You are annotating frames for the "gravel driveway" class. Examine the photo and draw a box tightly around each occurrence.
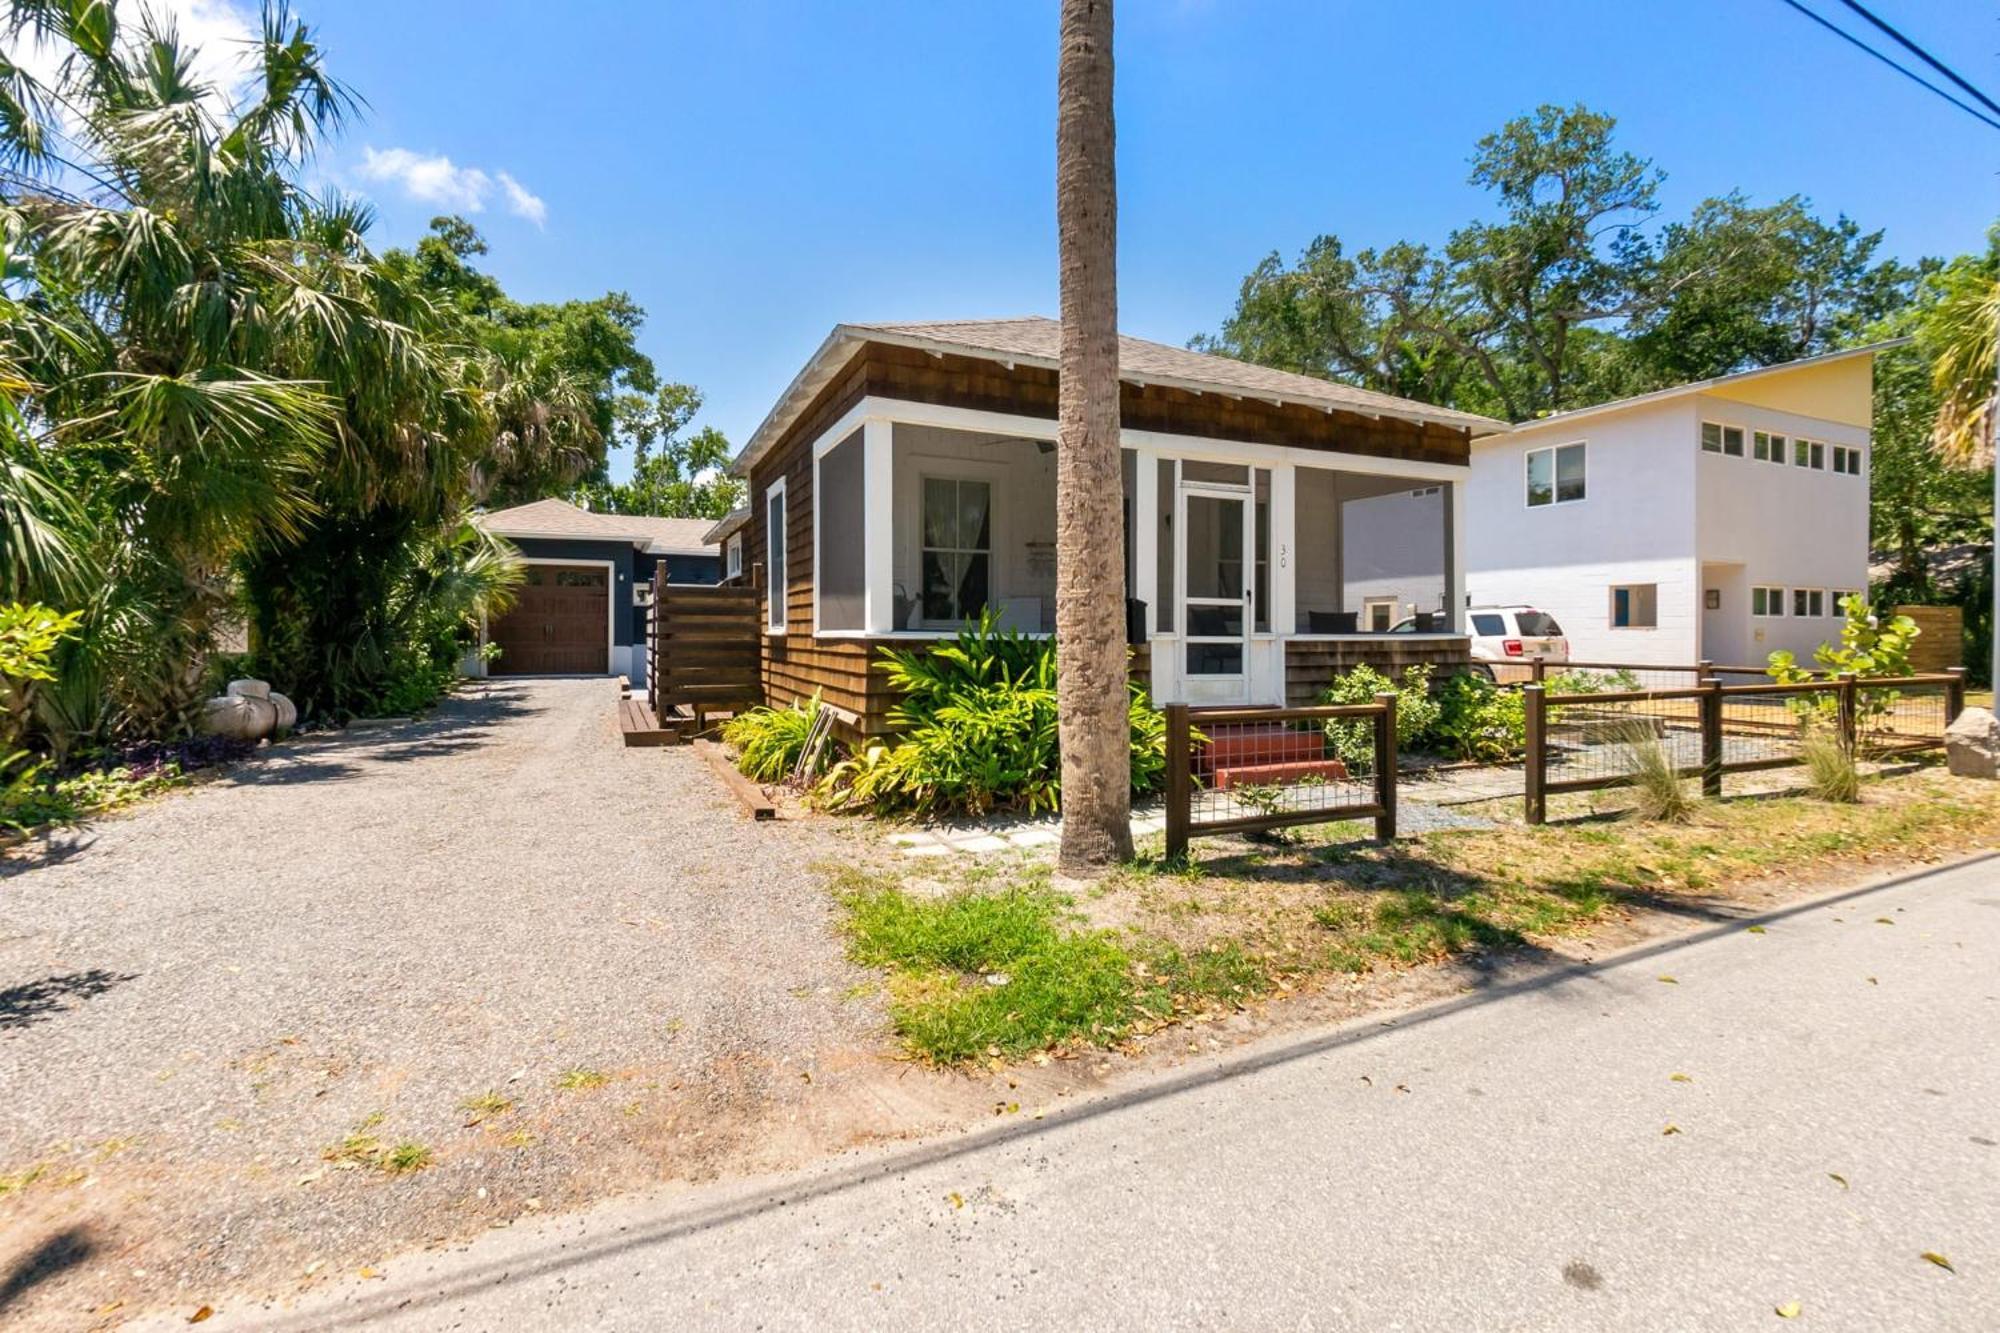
[0,679,891,1327]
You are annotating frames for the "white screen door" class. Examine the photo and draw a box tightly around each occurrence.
[1179,487,1251,697]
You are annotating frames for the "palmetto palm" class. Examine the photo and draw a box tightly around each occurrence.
[1923,259,2000,686]
[0,2,505,727]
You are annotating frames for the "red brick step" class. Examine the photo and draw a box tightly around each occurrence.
[1213,759,1351,791]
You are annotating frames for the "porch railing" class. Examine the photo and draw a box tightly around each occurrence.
[1163,696,1397,859]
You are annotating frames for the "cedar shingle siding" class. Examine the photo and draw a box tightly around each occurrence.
[744,341,1474,736]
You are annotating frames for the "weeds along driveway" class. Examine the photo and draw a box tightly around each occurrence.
[0,679,893,1327]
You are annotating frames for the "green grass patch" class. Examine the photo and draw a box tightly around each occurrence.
[838,874,1148,1063]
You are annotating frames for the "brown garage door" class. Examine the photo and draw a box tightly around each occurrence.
[490,564,610,675]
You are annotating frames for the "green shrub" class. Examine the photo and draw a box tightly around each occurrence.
[817,613,1171,817]
[0,604,82,754]
[723,694,823,783]
[1430,671,1526,761]
[1320,662,1438,771]
[1769,595,1921,732]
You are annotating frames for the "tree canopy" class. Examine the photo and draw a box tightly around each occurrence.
[1196,104,1921,422]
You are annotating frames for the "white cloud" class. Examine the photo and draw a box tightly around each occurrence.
[359,146,492,212]
[357,147,548,227]
[496,172,547,227]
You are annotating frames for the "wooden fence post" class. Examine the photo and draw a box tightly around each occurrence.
[1697,659,1714,683]
[1374,691,1398,842]
[1530,656,1546,685]
[1163,703,1192,862]
[1946,666,1967,725]
[1523,684,1546,825]
[1837,672,1858,753]
[649,564,667,716]
[1700,677,1723,798]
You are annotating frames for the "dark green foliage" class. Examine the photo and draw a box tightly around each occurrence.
[1320,662,1439,771]
[1199,104,1921,422]
[817,613,1171,817]
[1427,673,1527,762]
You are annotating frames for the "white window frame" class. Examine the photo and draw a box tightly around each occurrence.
[1525,441,1587,508]
[1700,421,1723,454]
[1751,585,1786,618]
[916,472,998,628]
[1830,444,1864,476]
[1829,589,1857,615]
[1609,582,1658,630]
[1791,587,1826,618]
[765,476,788,634]
[725,532,743,580]
[1752,430,1787,465]
[1794,438,1826,470]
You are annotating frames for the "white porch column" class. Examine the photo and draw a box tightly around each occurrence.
[1131,444,1157,634]
[1270,463,1296,638]
[1448,476,1467,633]
[862,417,895,632]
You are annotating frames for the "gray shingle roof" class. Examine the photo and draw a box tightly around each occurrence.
[856,318,1505,432]
[477,498,718,555]
[734,317,1506,475]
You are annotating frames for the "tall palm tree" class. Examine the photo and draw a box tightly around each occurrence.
[1054,0,1132,871]
[1925,265,1999,687]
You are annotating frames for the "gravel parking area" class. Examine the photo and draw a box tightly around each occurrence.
[0,679,895,1327]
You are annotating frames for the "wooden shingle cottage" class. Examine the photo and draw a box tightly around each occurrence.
[730,319,1507,738]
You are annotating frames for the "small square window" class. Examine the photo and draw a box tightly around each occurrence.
[1701,422,1723,453]
[1722,426,1744,457]
[1751,585,1786,617]
[1791,588,1825,618]
[1753,431,1786,464]
[1610,583,1658,629]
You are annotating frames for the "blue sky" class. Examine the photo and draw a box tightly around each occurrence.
[288,0,1996,476]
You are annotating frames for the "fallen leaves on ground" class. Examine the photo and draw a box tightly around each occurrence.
[1921,1251,1955,1274]
[1775,1301,1801,1318]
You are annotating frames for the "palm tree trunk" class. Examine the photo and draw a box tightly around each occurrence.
[1055,0,1132,872]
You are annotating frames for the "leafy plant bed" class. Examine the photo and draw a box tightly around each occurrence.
[1,737,256,837]
[831,768,2000,1065]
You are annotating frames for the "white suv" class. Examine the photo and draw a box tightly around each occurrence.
[1465,605,1569,667]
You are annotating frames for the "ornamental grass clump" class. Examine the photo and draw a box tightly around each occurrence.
[1801,720,1861,804]
[1616,720,1699,823]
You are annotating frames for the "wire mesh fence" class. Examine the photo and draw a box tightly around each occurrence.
[1164,700,1395,857]
[1522,671,1967,823]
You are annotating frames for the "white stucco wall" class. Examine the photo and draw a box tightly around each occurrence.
[1690,392,1870,666]
[1465,398,1703,664]
[1467,385,1871,668]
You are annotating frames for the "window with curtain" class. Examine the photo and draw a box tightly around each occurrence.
[920,476,992,624]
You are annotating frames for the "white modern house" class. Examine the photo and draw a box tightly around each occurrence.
[1465,345,1892,667]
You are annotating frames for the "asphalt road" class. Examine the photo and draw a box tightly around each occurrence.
[180,855,2000,1332]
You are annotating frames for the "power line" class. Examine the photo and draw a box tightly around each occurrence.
[1837,0,2000,119]
[1776,0,2000,133]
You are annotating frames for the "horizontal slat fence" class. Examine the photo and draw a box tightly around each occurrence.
[647,567,764,731]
